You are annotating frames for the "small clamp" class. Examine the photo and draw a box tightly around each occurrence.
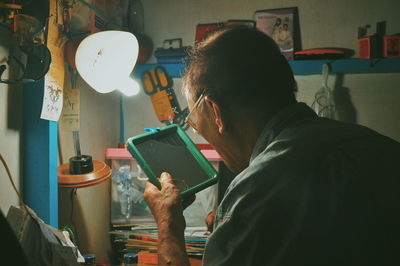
[144,128,160,133]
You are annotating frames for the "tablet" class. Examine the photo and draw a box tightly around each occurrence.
[126,124,219,197]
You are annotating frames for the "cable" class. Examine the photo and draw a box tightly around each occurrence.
[65,187,79,247]
[70,187,77,224]
[0,153,29,213]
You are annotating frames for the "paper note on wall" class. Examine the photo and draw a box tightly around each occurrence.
[40,0,66,121]
[60,87,80,131]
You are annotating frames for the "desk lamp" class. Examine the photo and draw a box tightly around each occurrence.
[75,30,140,97]
[62,30,140,179]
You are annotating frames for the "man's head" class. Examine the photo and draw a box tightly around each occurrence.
[183,26,296,127]
[182,26,296,171]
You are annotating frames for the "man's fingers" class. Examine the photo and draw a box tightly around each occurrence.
[144,180,160,195]
[205,211,216,232]
[159,172,173,185]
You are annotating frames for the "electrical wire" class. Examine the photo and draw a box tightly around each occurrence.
[1,153,80,247]
[0,153,29,214]
[64,187,79,247]
[70,187,77,224]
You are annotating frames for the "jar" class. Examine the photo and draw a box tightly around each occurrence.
[81,254,96,265]
[123,253,138,266]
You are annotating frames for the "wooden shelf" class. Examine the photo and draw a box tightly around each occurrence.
[133,58,400,78]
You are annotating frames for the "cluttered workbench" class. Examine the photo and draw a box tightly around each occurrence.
[106,146,223,265]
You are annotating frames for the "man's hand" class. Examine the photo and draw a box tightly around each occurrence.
[144,172,186,231]
[143,172,193,266]
[205,210,217,232]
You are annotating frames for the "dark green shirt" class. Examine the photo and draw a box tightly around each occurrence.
[203,102,400,266]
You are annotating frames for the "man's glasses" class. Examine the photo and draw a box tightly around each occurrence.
[184,91,206,132]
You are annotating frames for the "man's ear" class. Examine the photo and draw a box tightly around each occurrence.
[205,97,225,134]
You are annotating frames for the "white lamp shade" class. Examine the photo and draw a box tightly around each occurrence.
[75,31,139,94]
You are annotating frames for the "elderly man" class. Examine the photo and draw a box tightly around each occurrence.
[143,26,400,266]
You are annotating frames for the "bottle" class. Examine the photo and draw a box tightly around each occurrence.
[116,165,133,221]
[123,253,138,266]
[81,254,96,265]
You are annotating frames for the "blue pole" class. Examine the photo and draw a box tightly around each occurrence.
[119,94,125,144]
[23,79,58,228]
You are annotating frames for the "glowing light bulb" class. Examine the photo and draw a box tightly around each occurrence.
[75,31,139,94]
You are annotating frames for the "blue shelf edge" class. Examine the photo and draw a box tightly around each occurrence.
[289,58,400,75]
[133,58,400,78]
[133,63,185,78]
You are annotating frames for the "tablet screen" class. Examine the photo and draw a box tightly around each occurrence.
[135,132,213,192]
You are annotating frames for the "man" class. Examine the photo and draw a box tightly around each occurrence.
[143,26,400,265]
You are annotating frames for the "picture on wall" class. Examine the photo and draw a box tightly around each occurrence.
[254,7,300,60]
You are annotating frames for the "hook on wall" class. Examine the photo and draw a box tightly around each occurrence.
[0,64,6,81]
[322,63,330,88]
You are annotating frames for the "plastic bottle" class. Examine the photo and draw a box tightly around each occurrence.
[123,253,138,266]
[81,254,96,265]
[116,165,133,221]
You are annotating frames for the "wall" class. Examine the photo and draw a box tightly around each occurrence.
[124,77,206,142]
[125,0,400,143]
[0,27,23,215]
[0,22,120,260]
[58,69,120,259]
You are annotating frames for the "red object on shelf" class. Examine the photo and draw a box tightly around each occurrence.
[195,21,255,44]
[105,148,133,159]
[294,48,348,60]
[195,144,221,161]
[138,251,158,265]
[358,34,384,59]
[137,251,202,265]
[295,49,345,55]
[95,258,109,266]
[358,36,373,58]
[195,23,222,43]
[384,35,400,58]
[106,145,222,162]
[195,143,214,150]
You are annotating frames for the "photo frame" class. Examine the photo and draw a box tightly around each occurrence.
[254,7,301,60]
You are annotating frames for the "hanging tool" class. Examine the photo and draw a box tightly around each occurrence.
[141,66,188,126]
[311,63,336,119]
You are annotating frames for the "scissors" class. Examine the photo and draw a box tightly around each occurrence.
[141,66,172,95]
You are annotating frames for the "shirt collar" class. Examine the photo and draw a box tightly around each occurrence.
[250,102,317,163]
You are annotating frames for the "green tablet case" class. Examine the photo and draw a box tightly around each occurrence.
[126,124,219,197]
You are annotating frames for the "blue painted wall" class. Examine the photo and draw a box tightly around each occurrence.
[23,79,58,227]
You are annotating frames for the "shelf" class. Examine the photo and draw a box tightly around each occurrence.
[289,58,400,75]
[133,58,400,78]
[133,63,185,78]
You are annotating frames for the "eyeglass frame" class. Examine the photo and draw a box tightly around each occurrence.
[184,90,206,131]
